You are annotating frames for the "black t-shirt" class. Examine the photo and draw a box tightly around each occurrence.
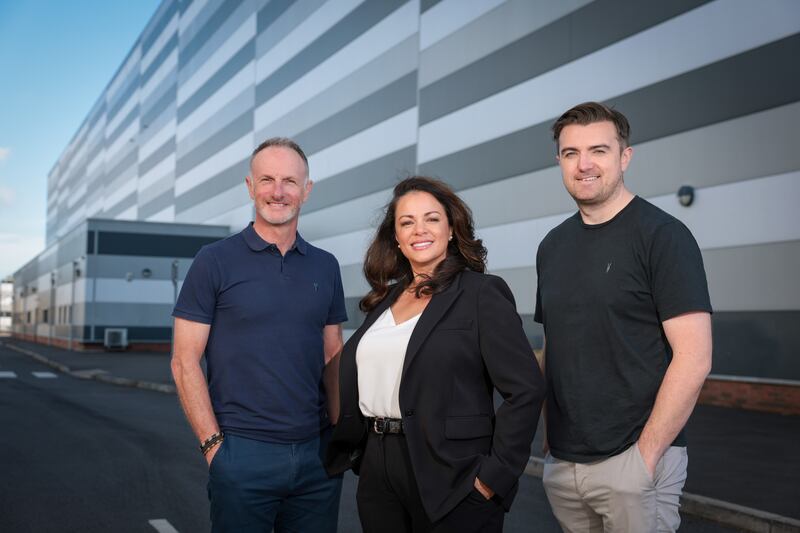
[534,196,712,463]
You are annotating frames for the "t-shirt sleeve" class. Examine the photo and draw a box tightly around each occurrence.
[650,221,713,321]
[172,246,220,325]
[326,256,349,325]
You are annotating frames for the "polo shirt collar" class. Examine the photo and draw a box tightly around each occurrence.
[242,222,308,255]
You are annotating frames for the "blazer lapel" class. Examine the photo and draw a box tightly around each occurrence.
[402,273,463,381]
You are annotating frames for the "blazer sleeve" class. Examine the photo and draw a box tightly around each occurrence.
[476,275,546,499]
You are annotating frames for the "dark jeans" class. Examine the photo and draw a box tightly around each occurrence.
[208,432,342,533]
[357,432,504,533]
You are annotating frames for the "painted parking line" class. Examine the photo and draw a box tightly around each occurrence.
[32,372,58,378]
[148,519,179,533]
[0,371,17,378]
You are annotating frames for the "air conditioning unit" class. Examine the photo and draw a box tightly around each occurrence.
[104,328,128,350]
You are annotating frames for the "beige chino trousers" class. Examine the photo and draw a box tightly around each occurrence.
[543,444,688,532]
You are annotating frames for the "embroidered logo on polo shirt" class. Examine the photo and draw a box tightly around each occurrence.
[605,261,613,274]
[313,282,319,291]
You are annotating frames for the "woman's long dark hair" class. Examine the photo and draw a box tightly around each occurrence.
[360,176,487,312]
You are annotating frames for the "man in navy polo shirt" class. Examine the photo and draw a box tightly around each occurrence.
[171,137,348,532]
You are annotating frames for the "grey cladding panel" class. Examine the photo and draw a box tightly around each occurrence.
[141,34,179,86]
[106,105,140,147]
[419,0,709,123]
[421,0,443,12]
[138,188,175,220]
[142,83,177,127]
[176,110,253,176]
[174,158,249,213]
[296,71,418,155]
[141,1,178,55]
[257,0,293,33]
[305,146,417,213]
[97,231,222,258]
[420,35,800,191]
[139,136,176,176]
[180,0,241,68]
[177,39,255,122]
[256,0,405,106]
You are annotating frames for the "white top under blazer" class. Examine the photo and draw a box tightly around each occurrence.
[356,307,421,419]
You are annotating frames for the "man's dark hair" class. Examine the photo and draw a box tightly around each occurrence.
[551,102,631,151]
[250,137,309,176]
[360,176,487,312]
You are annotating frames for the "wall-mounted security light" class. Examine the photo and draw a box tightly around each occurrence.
[141,268,152,279]
[125,272,134,282]
[677,185,695,207]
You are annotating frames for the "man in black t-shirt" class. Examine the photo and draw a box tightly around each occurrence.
[535,102,712,532]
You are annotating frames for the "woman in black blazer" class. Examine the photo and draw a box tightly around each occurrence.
[326,176,545,532]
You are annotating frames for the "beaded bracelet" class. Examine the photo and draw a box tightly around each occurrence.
[200,432,224,455]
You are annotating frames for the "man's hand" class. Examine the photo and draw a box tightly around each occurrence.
[636,440,659,479]
[205,440,222,466]
[474,477,495,500]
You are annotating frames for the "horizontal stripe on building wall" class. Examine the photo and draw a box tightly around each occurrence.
[710,311,800,380]
[138,188,175,220]
[179,0,243,69]
[296,71,417,156]
[106,105,140,148]
[419,0,504,50]
[176,182,247,223]
[96,232,222,259]
[146,205,175,222]
[303,146,414,214]
[459,101,800,231]
[256,0,326,60]
[255,0,362,87]
[176,85,252,160]
[139,136,175,177]
[105,148,139,185]
[254,0,418,132]
[141,34,179,87]
[107,73,140,125]
[141,1,179,56]
[340,262,369,298]
[141,50,178,104]
[138,166,174,204]
[106,120,139,162]
[83,325,173,342]
[175,158,249,214]
[176,66,253,143]
[257,0,294,34]
[421,0,442,13]
[419,0,591,88]
[176,109,252,177]
[420,36,800,194]
[312,170,800,269]
[174,133,251,197]
[300,186,390,241]
[204,201,250,229]
[418,2,800,163]
[103,192,138,220]
[178,40,254,122]
[256,0,404,107]
[140,115,176,161]
[309,108,417,182]
[256,34,417,143]
[420,0,708,123]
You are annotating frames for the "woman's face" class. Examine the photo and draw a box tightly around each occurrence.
[394,191,452,276]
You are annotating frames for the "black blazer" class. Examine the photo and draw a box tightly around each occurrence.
[326,270,545,522]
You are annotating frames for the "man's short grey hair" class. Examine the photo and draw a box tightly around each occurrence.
[250,137,309,177]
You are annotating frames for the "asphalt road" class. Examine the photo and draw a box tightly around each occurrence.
[0,343,743,532]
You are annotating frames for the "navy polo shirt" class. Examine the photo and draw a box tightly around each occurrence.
[173,223,348,443]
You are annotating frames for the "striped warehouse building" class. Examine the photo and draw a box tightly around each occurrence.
[12,0,800,409]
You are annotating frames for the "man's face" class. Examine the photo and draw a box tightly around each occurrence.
[557,121,632,208]
[246,146,311,226]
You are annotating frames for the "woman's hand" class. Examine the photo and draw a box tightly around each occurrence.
[474,477,495,500]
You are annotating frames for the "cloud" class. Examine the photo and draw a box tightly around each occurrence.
[0,186,13,206]
[0,147,9,161]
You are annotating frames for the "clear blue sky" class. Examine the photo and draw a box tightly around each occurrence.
[0,0,161,278]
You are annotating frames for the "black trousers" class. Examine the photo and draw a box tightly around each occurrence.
[356,432,504,533]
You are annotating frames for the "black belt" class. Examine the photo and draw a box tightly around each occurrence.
[369,417,404,434]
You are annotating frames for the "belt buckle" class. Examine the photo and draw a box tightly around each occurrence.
[373,418,385,434]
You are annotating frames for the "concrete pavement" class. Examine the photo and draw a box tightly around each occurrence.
[3,337,799,532]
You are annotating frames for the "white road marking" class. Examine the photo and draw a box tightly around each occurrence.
[0,371,17,378]
[32,372,58,378]
[148,519,179,533]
